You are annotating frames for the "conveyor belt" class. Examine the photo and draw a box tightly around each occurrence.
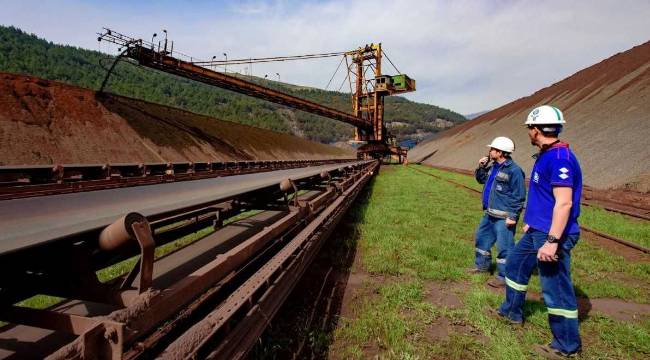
[0,210,286,360]
[0,161,366,255]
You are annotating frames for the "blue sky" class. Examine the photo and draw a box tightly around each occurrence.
[2,0,649,114]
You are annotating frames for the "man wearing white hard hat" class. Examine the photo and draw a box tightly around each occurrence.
[496,105,582,358]
[469,136,526,288]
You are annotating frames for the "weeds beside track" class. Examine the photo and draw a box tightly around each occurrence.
[328,165,650,359]
[409,165,650,255]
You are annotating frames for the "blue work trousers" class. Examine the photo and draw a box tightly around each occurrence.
[498,229,581,354]
[474,213,515,279]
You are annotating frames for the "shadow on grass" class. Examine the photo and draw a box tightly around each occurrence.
[523,285,592,322]
[575,286,593,321]
[249,174,378,359]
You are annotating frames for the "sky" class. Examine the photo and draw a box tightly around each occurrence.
[1,0,649,114]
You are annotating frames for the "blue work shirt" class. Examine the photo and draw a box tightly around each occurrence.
[524,142,582,235]
[476,159,526,220]
[481,162,502,209]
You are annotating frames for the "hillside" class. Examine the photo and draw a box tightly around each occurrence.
[464,110,490,120]
[0,72,352,165]
[0,26,466,144]
[409,40,650,191]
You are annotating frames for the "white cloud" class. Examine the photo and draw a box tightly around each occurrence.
[1,0,649,114]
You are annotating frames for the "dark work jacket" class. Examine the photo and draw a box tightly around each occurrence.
[475,158,526,221]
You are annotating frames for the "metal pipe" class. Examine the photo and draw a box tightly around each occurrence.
[98,212,149,251]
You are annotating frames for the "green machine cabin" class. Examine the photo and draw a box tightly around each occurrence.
[390,74,416,94]
[373,74,416,95]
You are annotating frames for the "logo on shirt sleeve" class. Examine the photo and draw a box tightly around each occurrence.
[533,171,540,183]
[558,167,570,180]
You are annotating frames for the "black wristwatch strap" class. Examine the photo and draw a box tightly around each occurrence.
[546,235,559,244]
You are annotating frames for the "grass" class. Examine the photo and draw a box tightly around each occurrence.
[7,165,649,358]
[580,206,650,248]
[413,165,482,192]
[412,165,650,249]
[330,165,650,359]
[335,281,428,358]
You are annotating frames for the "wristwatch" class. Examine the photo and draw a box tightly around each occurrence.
[546,235,559,244]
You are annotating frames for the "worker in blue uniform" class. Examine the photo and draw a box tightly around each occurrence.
[496,105,583,358]
[469,136,526,287]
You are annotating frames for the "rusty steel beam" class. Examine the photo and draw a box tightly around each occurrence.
[211,167,374,359]
[0,306,104,336]
[126,45,371,130]
[0,162,368,318]
[0,306,124,360]
[45,320,124,360]
[158,161,378,359]
[0,160,378,359]
[0,161,367,257]
[110,209,304,344]
[0,159,356,200]
[1,208,301,359]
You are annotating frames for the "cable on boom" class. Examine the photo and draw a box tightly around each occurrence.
[192,51,346,66]
[381,49,401,74]
[325,55,346,90]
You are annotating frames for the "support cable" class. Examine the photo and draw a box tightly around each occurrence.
[337,71,350,92]
[193,51,346,66]
[381,50,401,74]
[325,55,345,90]
[345,57,353,94]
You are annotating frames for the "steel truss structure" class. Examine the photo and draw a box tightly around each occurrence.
[0,160,379,359]
[96,28,415,161]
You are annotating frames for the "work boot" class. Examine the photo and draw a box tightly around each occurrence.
[466,267,489,274]
[487,277,506,288]
[533,344,580,359]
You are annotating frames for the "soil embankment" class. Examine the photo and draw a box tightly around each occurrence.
[409,41,650,191]
[0,72,353,165]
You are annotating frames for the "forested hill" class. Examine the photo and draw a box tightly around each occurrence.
[0,26,466,143]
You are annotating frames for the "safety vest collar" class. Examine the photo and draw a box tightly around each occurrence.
[533,141,570,159]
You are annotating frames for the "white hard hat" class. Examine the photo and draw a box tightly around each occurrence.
[525,105,566,126]
[487,136,515,153]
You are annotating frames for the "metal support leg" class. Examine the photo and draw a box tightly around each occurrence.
[133,221,154,293]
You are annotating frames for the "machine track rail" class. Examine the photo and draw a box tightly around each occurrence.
[408,165,650,256]
[423,164,650,222]
[0,159,379,359]
[0,158,355,200]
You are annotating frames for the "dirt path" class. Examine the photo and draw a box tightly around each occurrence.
[483,286,650,323]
